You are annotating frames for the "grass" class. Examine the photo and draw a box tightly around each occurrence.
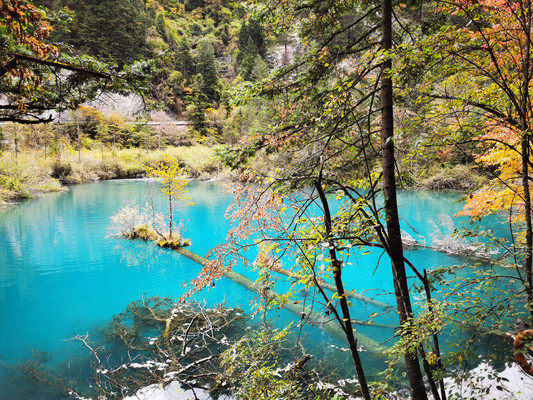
[0,144,227,202]
[0,153,64,202]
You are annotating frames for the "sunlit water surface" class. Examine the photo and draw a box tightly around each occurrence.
[0,180,510,399]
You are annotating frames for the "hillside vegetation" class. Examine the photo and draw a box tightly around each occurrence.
[0,0,486,203]
[0,0,274,201]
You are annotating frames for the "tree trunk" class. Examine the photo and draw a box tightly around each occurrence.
[315,181,371,400]
[76,112,81,163]
[169,193,173,237]
[518,0,533,323]
[381,0,428,399]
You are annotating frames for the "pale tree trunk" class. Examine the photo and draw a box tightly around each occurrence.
[169,193,173,238]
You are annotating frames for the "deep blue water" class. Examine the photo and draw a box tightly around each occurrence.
[0,180,510,399]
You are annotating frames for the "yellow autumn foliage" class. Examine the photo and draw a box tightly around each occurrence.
[457,124,528,221]
[145,154,189,201]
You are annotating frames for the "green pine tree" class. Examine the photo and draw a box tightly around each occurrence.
[176,37,195,79]
[196,39,220,103]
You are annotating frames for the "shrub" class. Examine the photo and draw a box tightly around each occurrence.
[51,162,72,182]
[419,165,487,191]
[0,154,63,201]
[132,225,160,241]
[108,201,166,239]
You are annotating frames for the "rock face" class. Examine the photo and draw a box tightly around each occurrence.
[86,93,146,116]
[53,93,191,128]
[50,93,145,122]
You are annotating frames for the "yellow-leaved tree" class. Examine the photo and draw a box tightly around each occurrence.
[146,154,190,239]
[457,124,524,221]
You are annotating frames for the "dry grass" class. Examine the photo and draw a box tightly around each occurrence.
[0,144,225,202]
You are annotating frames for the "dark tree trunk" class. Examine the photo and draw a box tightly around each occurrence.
[380,0,428,399]
[521,0,533,323]
[315,181,371,400]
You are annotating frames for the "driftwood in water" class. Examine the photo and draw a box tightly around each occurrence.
[173,247,390,364]
[270,266,393,310]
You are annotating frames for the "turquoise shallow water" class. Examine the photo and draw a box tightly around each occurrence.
[0,180,509,399]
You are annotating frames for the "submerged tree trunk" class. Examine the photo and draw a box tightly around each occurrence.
[380,0,428,399]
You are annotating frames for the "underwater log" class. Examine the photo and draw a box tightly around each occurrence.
[270,266,393,310]
[173,246,391,364]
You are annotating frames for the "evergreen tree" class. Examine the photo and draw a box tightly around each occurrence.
[251,55,268,81]
[246,17,266,59]
[238,18,266,59]
[155,11,168,41]
[70,0,149,67]
[185,0,205,12]
[175,37,195,79]
[238,17,267,80]
[196,39,220,103]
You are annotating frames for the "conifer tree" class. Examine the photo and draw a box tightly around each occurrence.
[196,39,220,103]
[176,37,195,79]
[70,0,149,66]
[238,17,267,80]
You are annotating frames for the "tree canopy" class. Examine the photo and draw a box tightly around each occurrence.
[0,0,152,124]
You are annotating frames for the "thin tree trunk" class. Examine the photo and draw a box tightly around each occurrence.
[381,0,428,399]
[521,141,533,319]
[315,180,371,400]
[169,194,173,238]
[424,269,446,400]
[77,112,81,163]
[521,0,533,323]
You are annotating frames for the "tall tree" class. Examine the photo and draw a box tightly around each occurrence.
[68,0,149,67]
[195,1,435,398]
[176,37,195,79]
[0,0,124,123]
[196,39,220,103]
[238,17,267,80]
[381,1,428,398]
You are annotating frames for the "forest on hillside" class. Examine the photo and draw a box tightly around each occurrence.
[2,1,533,399]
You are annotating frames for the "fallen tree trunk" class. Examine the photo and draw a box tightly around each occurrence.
[173,247,391,364]
[270,266,393,310]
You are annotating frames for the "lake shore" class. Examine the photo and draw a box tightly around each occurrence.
[0,145,234,204]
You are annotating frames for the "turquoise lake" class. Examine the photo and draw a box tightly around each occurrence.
[0,180,510,399]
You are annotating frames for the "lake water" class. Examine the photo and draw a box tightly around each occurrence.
[0,180,510,399]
